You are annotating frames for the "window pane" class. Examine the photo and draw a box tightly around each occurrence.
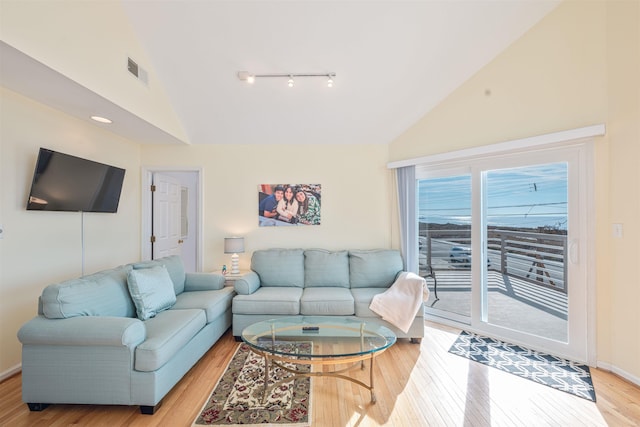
[418,174,472,319]
[484,163,568,342]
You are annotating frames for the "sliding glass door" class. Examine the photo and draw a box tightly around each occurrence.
[417,144,590,362]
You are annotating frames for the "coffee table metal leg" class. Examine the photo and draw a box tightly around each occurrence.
[263,353,270,403]
[370,355,376,403]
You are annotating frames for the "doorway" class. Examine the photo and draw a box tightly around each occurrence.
[141,168,203,273]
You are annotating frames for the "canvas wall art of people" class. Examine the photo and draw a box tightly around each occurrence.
[258,184,321,227]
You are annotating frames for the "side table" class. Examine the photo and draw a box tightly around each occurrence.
[214,270,248,286]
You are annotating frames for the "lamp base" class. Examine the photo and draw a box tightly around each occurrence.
[230,253,240,275]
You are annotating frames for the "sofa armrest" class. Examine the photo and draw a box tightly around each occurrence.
[184,272,225,291]
[17,315,145,347]
[234,271,261,295]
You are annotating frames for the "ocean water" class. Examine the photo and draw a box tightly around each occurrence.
[419,214,567,231]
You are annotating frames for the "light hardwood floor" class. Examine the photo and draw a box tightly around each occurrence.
[1,321,639,426]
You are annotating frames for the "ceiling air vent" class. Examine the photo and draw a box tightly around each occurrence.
[127,57,138,77]
[127,57,148,86]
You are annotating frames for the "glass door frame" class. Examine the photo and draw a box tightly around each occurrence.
[417,142,595,364]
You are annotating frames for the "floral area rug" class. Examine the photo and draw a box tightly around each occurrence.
[449,330,596,401]
[193,341,312,426]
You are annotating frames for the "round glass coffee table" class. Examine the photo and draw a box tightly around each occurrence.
[241,316,396,403]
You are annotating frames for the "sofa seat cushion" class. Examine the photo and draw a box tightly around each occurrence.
[351,288,425,318]
[41,265,135,319]
[135,308,206,372]
[232,287,302,315]
[300,287,354,316]
[251,249,304,288]
[172,287,235,323]
[304,250,350,288]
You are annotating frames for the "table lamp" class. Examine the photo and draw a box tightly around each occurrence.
[224,237,244,275]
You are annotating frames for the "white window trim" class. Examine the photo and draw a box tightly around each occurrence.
[387,124,605,170]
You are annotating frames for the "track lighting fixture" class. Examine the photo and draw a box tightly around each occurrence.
[238,71,336,88]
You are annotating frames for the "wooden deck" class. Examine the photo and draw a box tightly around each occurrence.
[424,269,568,341]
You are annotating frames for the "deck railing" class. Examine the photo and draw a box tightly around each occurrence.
[419,228,567,293]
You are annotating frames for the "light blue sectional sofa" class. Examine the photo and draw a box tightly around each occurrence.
[17,255,234,414]
[232,248,425,341]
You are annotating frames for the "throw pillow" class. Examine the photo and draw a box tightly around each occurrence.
[127,265,177,320]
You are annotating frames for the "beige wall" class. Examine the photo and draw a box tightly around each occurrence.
[0,88,142,374]
[140,144,395,272]
[605,0,640,379]
[390,0,640,381]
[0,90,395,375]
[0,0,188,144]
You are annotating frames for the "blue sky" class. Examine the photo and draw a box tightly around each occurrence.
[418,163,568,229]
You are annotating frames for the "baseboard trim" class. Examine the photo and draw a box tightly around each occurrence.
[0,364,21,382]
[597,360,640,388]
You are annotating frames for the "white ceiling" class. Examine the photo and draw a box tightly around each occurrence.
[120,1,559,145]
[1,1,560,146]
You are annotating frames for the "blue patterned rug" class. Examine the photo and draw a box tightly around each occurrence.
[449,331,596,401]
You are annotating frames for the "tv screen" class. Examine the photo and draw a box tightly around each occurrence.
[26,148,126,213]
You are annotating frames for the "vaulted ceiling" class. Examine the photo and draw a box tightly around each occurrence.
[1,1,561,146]
[120,1,559,145]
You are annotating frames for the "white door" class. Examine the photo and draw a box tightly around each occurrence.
[152,173,183,259]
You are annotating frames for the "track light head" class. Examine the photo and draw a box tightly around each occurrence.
[237,71,252,82]
[327,75,334,88]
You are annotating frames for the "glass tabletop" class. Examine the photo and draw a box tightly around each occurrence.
[241,316,397,359]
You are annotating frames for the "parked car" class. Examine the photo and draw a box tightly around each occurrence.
[449,246,491,268]
[449,246,471,265]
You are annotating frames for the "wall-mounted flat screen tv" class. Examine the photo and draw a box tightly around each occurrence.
[26,148,126,212]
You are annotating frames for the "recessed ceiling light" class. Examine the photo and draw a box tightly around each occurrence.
[91,116,112,124]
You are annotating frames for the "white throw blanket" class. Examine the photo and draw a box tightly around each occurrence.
[369,272,429,333]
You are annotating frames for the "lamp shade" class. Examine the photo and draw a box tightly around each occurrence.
[224,237,245,254]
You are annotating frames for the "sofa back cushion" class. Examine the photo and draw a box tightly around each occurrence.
[251,249,304,287]
[304,249,350,288]
[349,249,404,288]
[41,265,136,319]
[132,255,186,295]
